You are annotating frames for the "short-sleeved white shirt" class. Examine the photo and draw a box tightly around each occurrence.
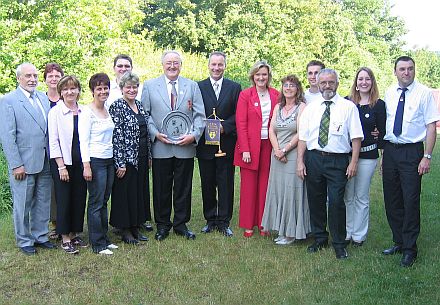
[299,93,364,153]
[384,80,440,144]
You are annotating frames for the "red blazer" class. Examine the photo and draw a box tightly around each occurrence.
[234,86,279,170]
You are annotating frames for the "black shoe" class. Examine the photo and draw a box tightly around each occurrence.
[131,227,149,242]
[218,227,234,237]
[35,241,56,249]
[351,240,364,247]
[155,230,169,241]
[140,223,154,232]
[20,246,36,255]
[201,224,215,233]
[307,241,328,253]
[174,229,196,240]
[137,234,149,242]
[121,235,139,245]
[382,245,402,255]
[335,247,349,259]
[400,253,417,267]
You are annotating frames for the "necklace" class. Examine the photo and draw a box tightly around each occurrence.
[258,90,268,97]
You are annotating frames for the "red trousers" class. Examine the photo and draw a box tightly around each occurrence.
[238,140,272,230]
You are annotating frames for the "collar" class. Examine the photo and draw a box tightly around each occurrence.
[60,101,82,115]
[320,93,340,105]
[396,80,416,93]
[210,77,223,87]
[18,86,33,99]
[165,76,179,85]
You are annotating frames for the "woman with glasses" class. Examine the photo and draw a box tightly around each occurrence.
[109,72,152,245]
[261,75,310,245]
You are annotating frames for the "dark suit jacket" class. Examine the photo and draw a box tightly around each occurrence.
[233,86,279,171]
[196,78,241,159]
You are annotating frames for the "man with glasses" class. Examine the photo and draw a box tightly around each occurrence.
[297,68,363,259]
[141,50,205,241]
[0,62,54,255]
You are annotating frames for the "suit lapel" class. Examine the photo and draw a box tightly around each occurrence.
[250,87,262,119]
[176,77,188,109]
[17,90,46,132]
[158,76,172,110]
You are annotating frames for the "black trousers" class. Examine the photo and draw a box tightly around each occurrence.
[152,157,194,231]
[50,159,87,235]
[305,150,349,249]
[382,141,423,255]
[198,157,235,229]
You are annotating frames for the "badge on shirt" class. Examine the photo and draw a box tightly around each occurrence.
[254,102,259,107]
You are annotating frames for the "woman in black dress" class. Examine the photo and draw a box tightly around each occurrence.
[109,72,152,244]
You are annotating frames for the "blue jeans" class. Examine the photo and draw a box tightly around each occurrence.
[87,158,114,253]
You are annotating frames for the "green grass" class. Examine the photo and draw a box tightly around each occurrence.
[0,146,440,305]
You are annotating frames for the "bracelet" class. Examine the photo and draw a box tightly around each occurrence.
[58,166,66,171]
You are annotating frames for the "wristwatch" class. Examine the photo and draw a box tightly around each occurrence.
[423,154,432,159]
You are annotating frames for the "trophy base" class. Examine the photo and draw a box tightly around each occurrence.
[215,152,226,157]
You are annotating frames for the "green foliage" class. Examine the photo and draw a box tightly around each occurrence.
[0,148,12,214]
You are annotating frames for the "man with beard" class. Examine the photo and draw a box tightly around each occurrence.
[297,69,363,259]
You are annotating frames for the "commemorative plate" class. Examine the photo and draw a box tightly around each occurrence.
[161,111,192,142]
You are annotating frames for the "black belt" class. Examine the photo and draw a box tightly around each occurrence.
[310,149,348,156]
[386,141,422,149]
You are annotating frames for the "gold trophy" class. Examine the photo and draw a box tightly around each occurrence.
[205,108,226,157]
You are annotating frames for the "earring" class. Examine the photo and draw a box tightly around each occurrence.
[355,86,359,91]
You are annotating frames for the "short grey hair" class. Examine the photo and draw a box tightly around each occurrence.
[208,51,227,66]
[316,68,339,84]
[161,50,183,64]
[119,72,140,89]
[16,62,37,78]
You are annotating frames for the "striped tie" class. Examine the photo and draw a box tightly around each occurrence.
[318,101,332,148]
[170,81,177,110]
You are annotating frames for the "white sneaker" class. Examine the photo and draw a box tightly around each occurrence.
[275,238,295,245]
[107,243,119,250]
[273,236,285,242]
[99,249,113,255]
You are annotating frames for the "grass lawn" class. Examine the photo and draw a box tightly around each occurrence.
[0,148,439,305]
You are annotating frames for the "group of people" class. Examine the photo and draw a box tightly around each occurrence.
[0,51,438,267]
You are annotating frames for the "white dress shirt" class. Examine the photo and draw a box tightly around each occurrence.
[384,80,440,144]
[299,93,364,153]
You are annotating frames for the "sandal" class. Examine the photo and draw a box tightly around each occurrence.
[71,236,88,248]
[61,242,79,254]
[49,229,60,240]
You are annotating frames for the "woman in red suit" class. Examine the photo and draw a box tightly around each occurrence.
[234,60,279,237]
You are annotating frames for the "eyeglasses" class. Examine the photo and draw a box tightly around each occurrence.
[319,81,336,87]
[283,83,297,88]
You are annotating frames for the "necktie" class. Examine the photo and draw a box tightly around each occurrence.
[213,82,220,99]
[170,81,177,110]
[318,101,332,148]
[30,92,46,123]
[393,88,408,137]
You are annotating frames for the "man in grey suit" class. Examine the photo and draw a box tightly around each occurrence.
[141,51,206,241]
[0,63,55,255]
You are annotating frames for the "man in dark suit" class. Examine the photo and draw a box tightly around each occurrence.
[141,51,206,241]
[0,62,55,255]
[197,51,241,237]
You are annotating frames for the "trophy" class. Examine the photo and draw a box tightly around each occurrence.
[205,108,226,157]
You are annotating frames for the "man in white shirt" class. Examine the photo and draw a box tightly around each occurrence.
[381,56,440,267]
[297,68,363,259]
[304,60,325,104]
[105,54,142,109]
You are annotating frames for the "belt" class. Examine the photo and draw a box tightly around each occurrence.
[386,141,422,149]
[310,150,348,156]
[360,144,377,152]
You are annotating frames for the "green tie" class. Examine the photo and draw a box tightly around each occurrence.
[318,101,332,148]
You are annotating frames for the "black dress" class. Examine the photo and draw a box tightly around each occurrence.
[109,110,150,229]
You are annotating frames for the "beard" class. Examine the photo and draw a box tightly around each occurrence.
[321,89,336,100]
